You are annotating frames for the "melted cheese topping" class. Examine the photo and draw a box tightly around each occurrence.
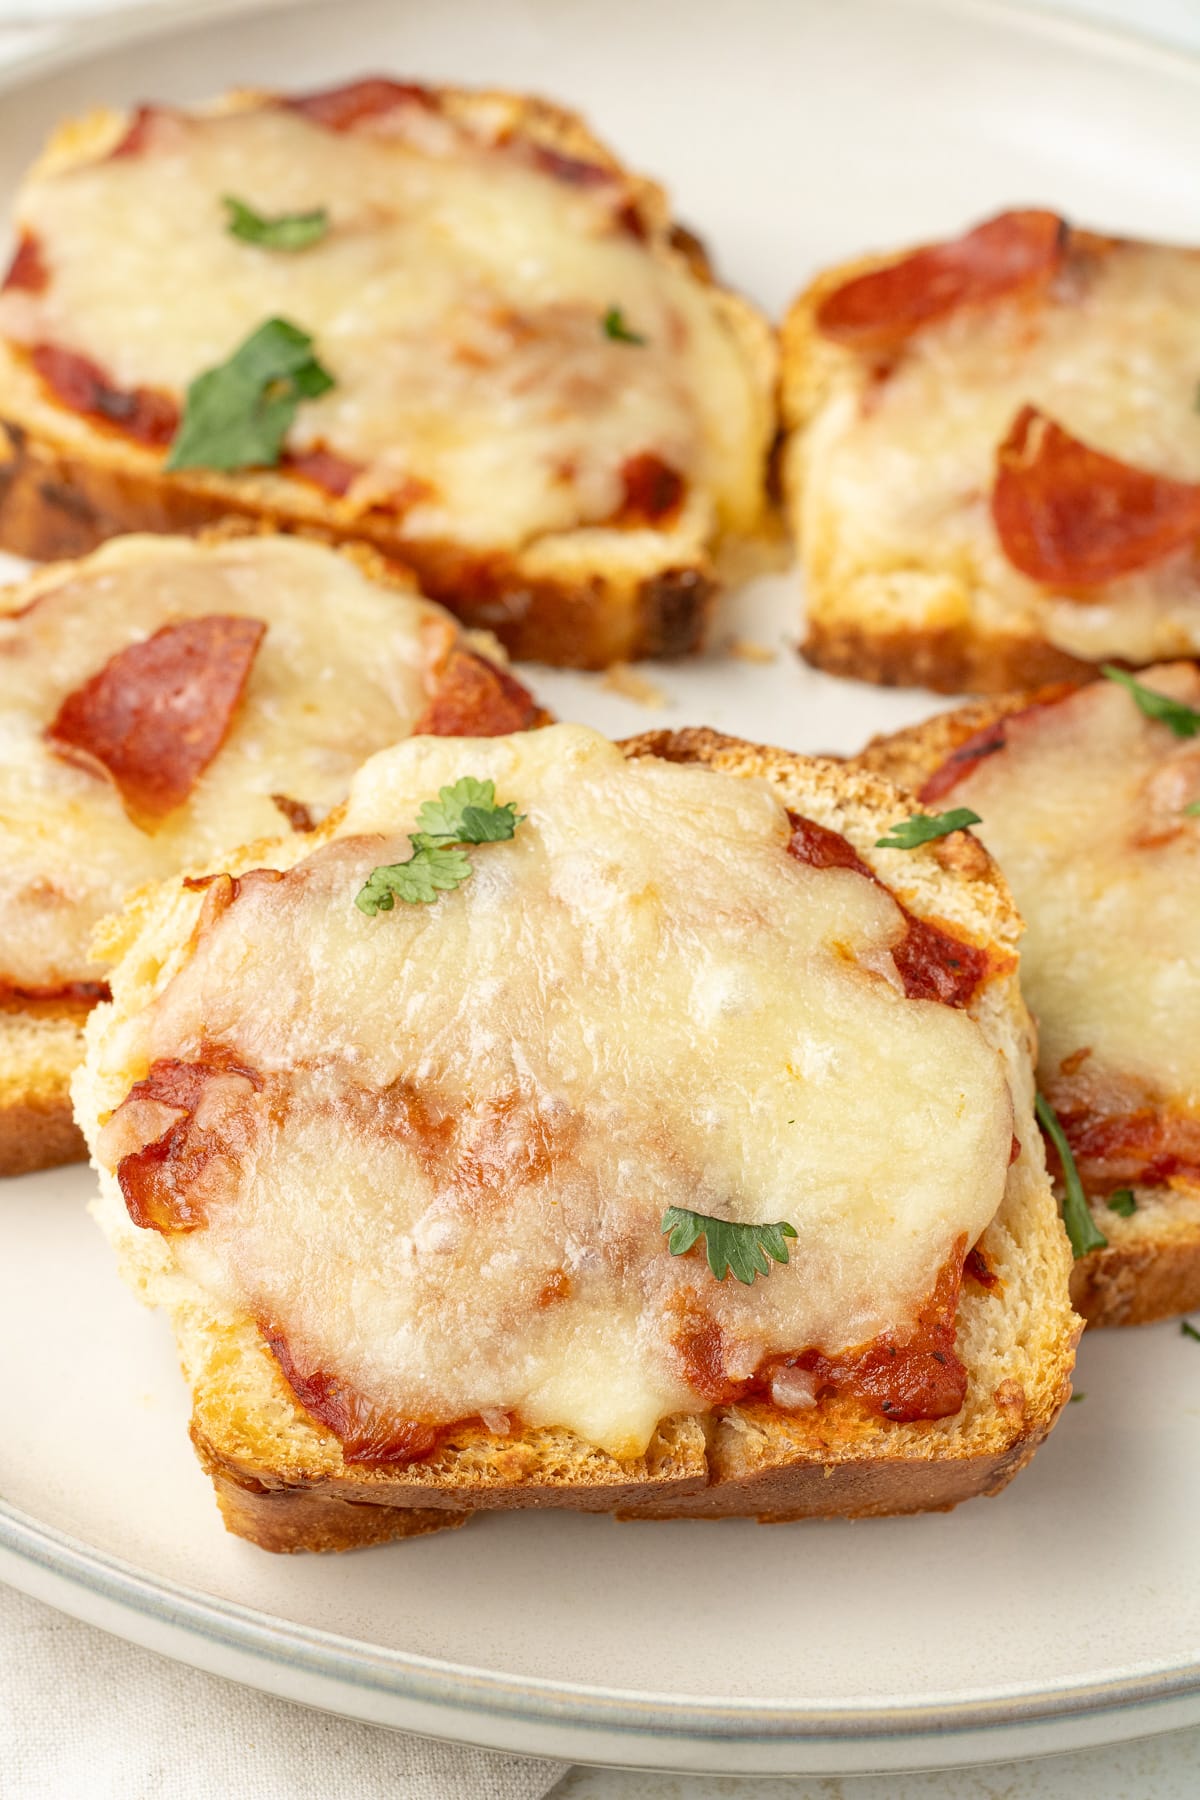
[945,666,1200,1108]
[0,534,461,989]
[0,99,768,550]
[802,242,1200,662]
[93,725,1013,1457]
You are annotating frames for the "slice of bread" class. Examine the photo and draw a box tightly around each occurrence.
[76,723,1079,1551]
[0,81,777,667]
[857,671,1200,1327]
[0,527,543,1176]
[781,215,1200,693]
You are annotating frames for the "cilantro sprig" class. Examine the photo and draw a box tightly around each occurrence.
[603,306,646,345]
[1035,1091,1108,1259]
[1101,666,1200,739]
[356,777,523,915]
[1182,1320,1200,1343]
[662,1205,797,1286]
[1107,1189,1137,1218]
[166,318,334,473]
[224,195,329,252]
[875,807,982,850]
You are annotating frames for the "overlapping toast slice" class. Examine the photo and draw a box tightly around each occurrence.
[0,79,776,667]
[0,528,541,1174]
[858,665,1200,1326]
[782,210,1200,693]
[76,723,1078,1551]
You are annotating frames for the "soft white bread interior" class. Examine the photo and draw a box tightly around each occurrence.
[75,725,1079,1550]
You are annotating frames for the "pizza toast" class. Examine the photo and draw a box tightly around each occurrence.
[76,724,1078,1550]
[782,211,1200,693]
[857,666,1200,1326]
[0,80,777,668]
[0,527,542,1175]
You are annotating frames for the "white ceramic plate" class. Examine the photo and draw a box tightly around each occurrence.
[2,0,1200,1776]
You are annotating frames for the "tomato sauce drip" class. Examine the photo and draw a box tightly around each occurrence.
[785,812,988,1008]
[964,1245,1000,1290]
[46,614,267,825]
[0,977,108,1015]
[285,77,435,131]
[816,209,1066,353]
[115,1050,262,1234]
[413,646,543,737]
[260,1324,441,1465]
[616,453,685,527]
[31,344,179,448]
[2,232,48,294]
[285,447,363,498]
[1044,1089,1200,1196]
[992,406,1200,587]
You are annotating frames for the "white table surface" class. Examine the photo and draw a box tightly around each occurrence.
[0,2,1198,1796]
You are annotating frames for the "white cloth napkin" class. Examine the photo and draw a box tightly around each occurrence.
[0,1584,566,1800]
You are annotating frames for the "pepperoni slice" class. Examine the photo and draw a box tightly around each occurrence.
[260,1324,440,1464]
[918,686,1080,802]
[785,813,989,1008]
[114,1051,262,1233]
[285,78,434,132]
[414,646,542,737]
[46,615,266,826]
[2,232,48,294]
[991,405,1200,586]
[816,209,1066,353]
[31,343,179,448]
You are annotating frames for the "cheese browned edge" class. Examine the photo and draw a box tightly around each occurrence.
[780,253,1098,696]
[0,87,778,670]
[78,727,1078,1551]
[856,693,1200,1328]
[0,521,547,1177]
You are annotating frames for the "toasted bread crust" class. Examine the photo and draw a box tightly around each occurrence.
[857,691,1200,1329]
[0,1012,86,1176]
[81,727,1077,1550]
[0,419,716,666]
[803,613,1096,696]
[0,86,775,668]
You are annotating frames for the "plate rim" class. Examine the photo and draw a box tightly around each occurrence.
[2,0,1200,1769]
[3,1494,1199,1750]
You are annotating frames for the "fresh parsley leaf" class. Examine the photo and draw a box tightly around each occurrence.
[603,306,646,345]
[1101,665,1200,739]
[165,317,334,473]
[1035,1091,1108,1259]
[1107,1188,1137,1218]
[223,195,329,251]
[662,1205,797,1286]
[1069,1392,1086,1403]
[416,778,522,844]
[355,840,472,913]
[355,777,524,914]
[1186,800,1200,817]
[1182,1319,1200,1343]
[875,807,982,850]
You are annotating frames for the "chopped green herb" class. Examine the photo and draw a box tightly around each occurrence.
[603,306,646,345]
[223,195,329,251]
[1107,1189,1137,1218]
[662,1205,797,1286]
[166,318,334,473]
[1182,1320,1200,1343]
[1069,1392,1086,1403]
[356,777,523,915]
[1101,666,1200,739]
[875,807,982,850]
[1186,800,1200,817]
[1035,1091,1108,1259]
